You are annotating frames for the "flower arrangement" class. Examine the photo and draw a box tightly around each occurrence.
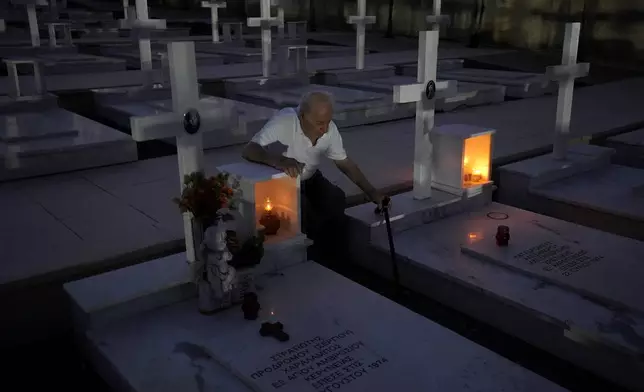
[173,171,241,223]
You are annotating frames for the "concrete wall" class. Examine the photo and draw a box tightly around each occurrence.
[300,0,644,64]
[308,0,644,64]
[158,0,644,64]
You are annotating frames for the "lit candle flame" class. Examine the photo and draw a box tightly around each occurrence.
[463,156,469,165]
[264,197,273,212]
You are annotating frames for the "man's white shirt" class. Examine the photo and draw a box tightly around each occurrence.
[251,107,347,180]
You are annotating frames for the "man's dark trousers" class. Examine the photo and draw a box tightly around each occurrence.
[300,170,348,259]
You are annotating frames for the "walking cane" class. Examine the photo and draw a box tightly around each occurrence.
[375,196,402,297]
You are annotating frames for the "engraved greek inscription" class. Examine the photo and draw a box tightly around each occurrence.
[247,330,388,391]
[513,241,604,277]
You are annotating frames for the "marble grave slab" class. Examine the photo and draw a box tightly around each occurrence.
[348,201,644,390]
[0,109,137,181]
[95,96,277,149]
[194,43,268,63]
[496,145,644,241]
[195,43,355,63]
[339,75,506,112]
[531,165,644,225]
[230,83,414,128]
[438,68,555,98]
[82,261,566,392]
[605,128,644,168]
[100,47,225,69]
[15,53,128,75]
[400,65,555,98]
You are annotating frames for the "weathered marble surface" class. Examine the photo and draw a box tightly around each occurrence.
[605,128,644,169]
[400,65,555,98]
[95,96,276,149]
[17,53,127,75]
[100,47,225,69]
[84,261,566,392]
[531,165,644,221]
[354,202,644,390]
[338,75,506,111]
[0,109,137,182]
[231,83,414,127]
[0,46,520,94]
[497,145,644,240]
[462,205,644,314]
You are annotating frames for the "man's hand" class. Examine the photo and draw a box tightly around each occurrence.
[276,157,305,178]
[371,192,385,209]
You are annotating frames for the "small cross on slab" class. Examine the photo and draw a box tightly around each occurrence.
[129,42,241,267]
[222,21,243,42]
[46,22,73,48]
[201,1,226,43]
[393,30,456,200]
[347,0,376,70]
[11,0,48,47]
[247,0,282,77]
[545,22,590,161]
[425,0,450,31]
[3,58,46,99]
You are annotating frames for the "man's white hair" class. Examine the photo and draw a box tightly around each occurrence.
[299,91,335,114]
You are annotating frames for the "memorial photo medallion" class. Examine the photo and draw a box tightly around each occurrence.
[183,108,201,134]
[425,80,436,100]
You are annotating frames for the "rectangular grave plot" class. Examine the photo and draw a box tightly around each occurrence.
[0,113,80,143]
[445,69,544,81]
[461,237,644,315]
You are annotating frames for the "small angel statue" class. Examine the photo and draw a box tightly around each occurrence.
[201,209,238,296]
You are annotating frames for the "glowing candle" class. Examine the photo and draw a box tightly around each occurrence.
[260,197,280,235]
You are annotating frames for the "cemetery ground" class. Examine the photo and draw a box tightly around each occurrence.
[2,4,644,390]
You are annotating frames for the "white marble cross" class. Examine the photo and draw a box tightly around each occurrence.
[247,0,282,78]
[425,0,450,31]
[201,1,226,43]
[118,0,166,75]
[546,22,590,161]
[347,0,376,70]
[12,0,48,47]
[393,30,455,200]
[130,42,239,269]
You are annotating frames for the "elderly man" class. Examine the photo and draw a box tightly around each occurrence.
[242,91,383,256]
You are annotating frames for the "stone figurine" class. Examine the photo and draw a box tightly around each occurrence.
[202,213,237,295]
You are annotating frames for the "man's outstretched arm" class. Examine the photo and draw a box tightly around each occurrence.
[242,142,281,168]
[334,158,383,205]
